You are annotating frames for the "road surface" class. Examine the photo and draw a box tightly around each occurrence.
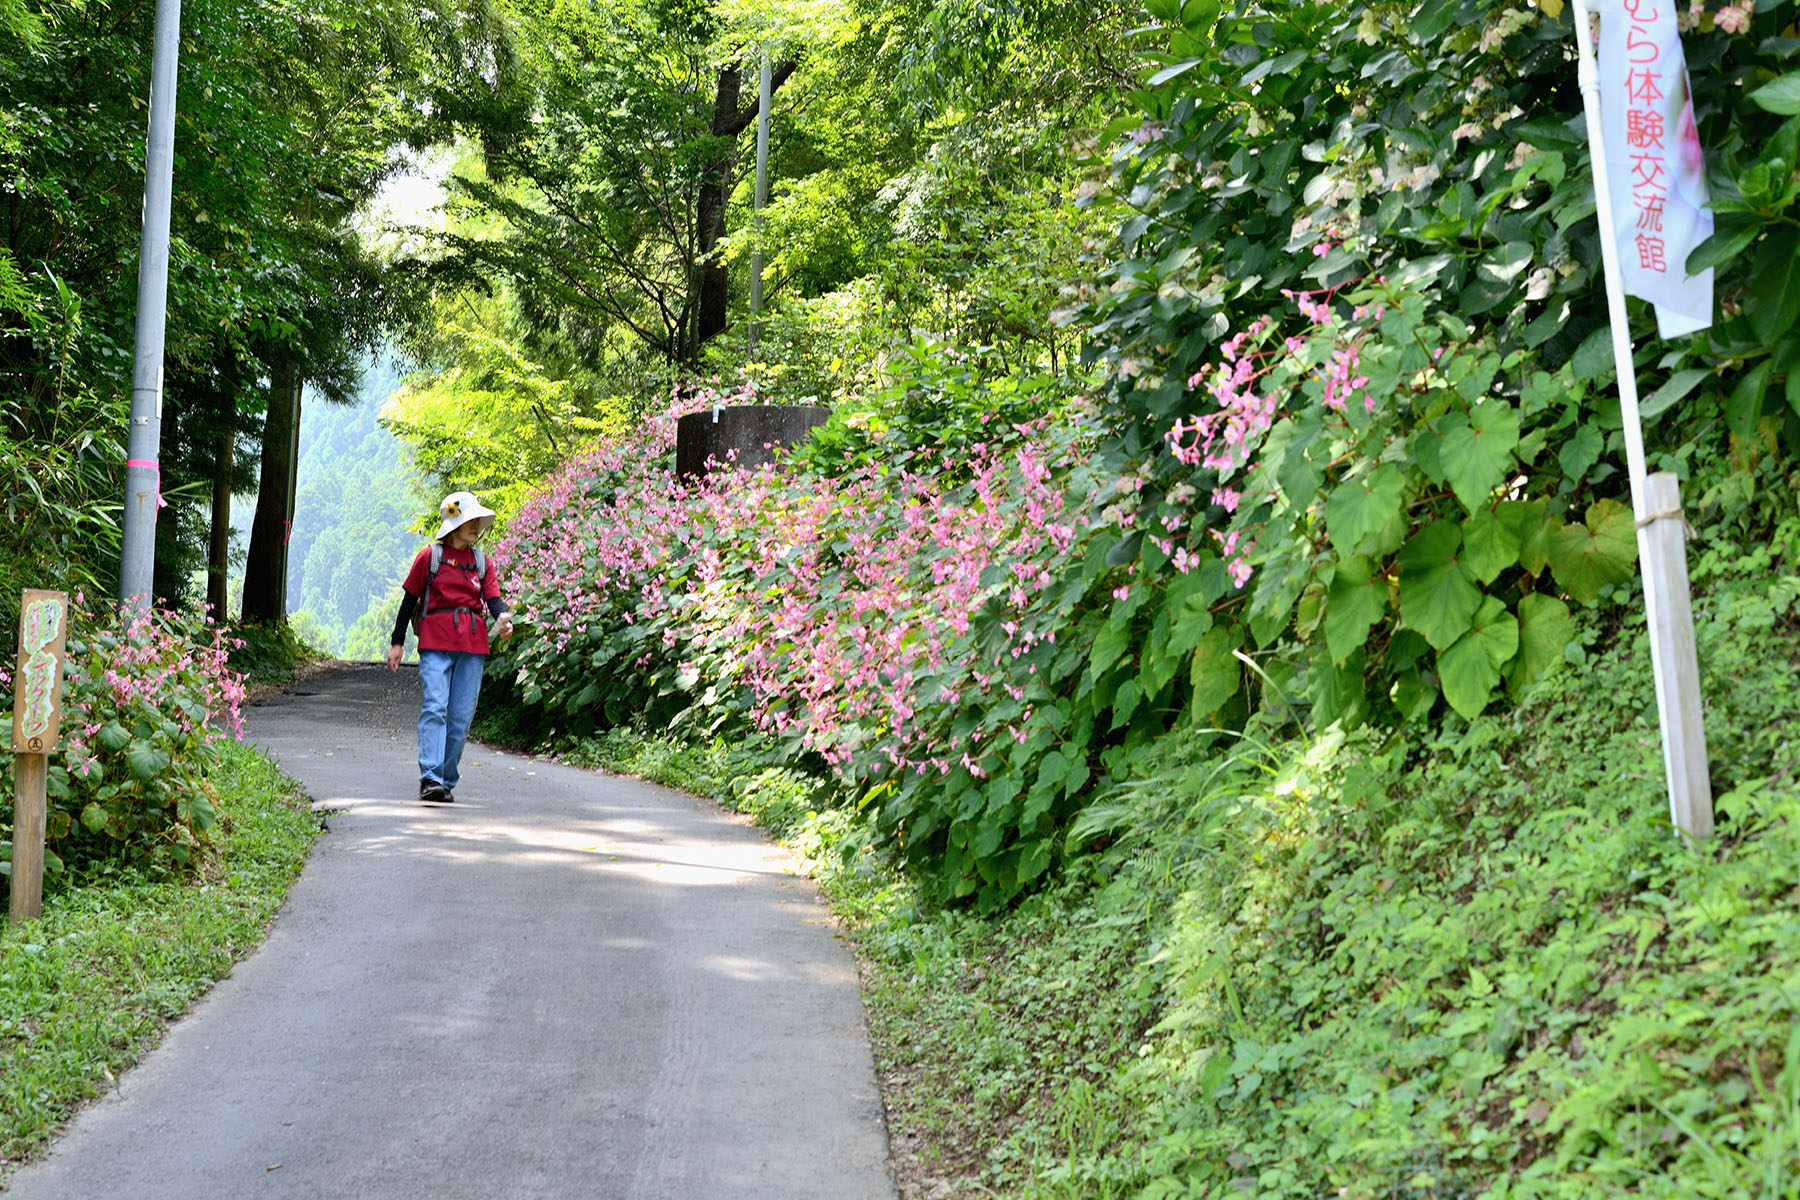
[4,662,895,1199]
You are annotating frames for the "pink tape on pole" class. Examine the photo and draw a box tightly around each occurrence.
[124,458,168,508]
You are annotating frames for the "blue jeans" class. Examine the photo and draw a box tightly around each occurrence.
[418,650,485,791]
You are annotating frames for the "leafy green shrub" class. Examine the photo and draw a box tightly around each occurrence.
[1075,0,1800,733]
[225,618,322,686]
[847,531,1800,1197]
[499,376,1204,906]
[1,603,245,876]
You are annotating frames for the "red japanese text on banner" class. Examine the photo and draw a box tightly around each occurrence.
[1597,0,1714,337]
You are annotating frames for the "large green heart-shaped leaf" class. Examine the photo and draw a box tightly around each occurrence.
[1438,401,1520,513]
[126,743,171,781]
[1325,557,1387,666]
[1460,508,1522,584]
[1546,498,1638,604]
[1438,596,1519,719]
[1397,520,1481,650]
[1497,499,1555,574]
[1556,423,1604,484]
[1507,592,1575,698]
[1747,225,1800,344]
[1324,464,1405,556]
[1275,410,1326,505]
[1091,619,1134,676]
[1308,646,1367,729]
[1190,625,1242,718]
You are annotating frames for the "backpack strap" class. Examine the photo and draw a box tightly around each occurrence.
[411,543,445,636]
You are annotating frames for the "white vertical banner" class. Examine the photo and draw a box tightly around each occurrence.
[1595,0,1715,337]
[1574,0,1715,841]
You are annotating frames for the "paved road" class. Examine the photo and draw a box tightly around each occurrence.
[4,662,895,1199]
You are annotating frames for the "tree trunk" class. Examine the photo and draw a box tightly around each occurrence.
[206,422,232,619]
[283,370,302,613]
[689,59,797,362]
[691,63,743,360]
[241,362,299,623]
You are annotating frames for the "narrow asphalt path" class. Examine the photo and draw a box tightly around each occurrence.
[4,662,896,1199]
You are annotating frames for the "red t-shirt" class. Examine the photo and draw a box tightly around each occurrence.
[403,544,502,654]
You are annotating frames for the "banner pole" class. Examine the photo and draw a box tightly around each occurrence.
[1571,0,1713,840]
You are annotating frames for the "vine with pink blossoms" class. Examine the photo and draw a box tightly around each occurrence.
[0,602,245,876]
[495,381,1241,905]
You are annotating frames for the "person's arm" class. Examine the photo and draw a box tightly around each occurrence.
[485,595,515,641]
[386,592,419,672]
[388,547,432,670]
[391,593,418,646]
[482,560,514,641]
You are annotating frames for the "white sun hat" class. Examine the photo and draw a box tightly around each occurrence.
[434,491,497,541]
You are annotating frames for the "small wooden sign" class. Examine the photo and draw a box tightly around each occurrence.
[12,589,69,754]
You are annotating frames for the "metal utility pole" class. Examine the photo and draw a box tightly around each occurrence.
[119,0,183,607]
[748,52,771,359]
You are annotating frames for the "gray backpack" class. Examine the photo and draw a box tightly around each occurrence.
[410,543,488,636]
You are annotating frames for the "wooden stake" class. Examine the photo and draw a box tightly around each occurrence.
[11,588,70,924]
[1640,473,1713,840]
[9,753,45,924]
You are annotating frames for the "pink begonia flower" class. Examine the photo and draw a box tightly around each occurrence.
[495,379,1113,796]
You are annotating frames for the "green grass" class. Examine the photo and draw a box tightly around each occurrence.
[836,552,1800,1197]
[0,739,318,1171]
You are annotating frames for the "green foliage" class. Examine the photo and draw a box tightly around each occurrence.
[1074,0,1800,734]
[0,608,247,876]
[1,0,465,609]
[0,388,125,609]
[226,619,324,686]
[793,334,1080,474]
[284,358,425,653]
[385,294,629,515]
[0,740,317,1162]
[836,533,1800,1197]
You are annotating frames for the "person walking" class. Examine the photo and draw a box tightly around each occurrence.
[386,491,515,803]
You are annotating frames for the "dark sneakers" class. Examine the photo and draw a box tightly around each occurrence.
[419,781,453,803]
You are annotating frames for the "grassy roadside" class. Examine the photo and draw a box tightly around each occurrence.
[542,544,1800,1197]
[0,739,319,1174]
